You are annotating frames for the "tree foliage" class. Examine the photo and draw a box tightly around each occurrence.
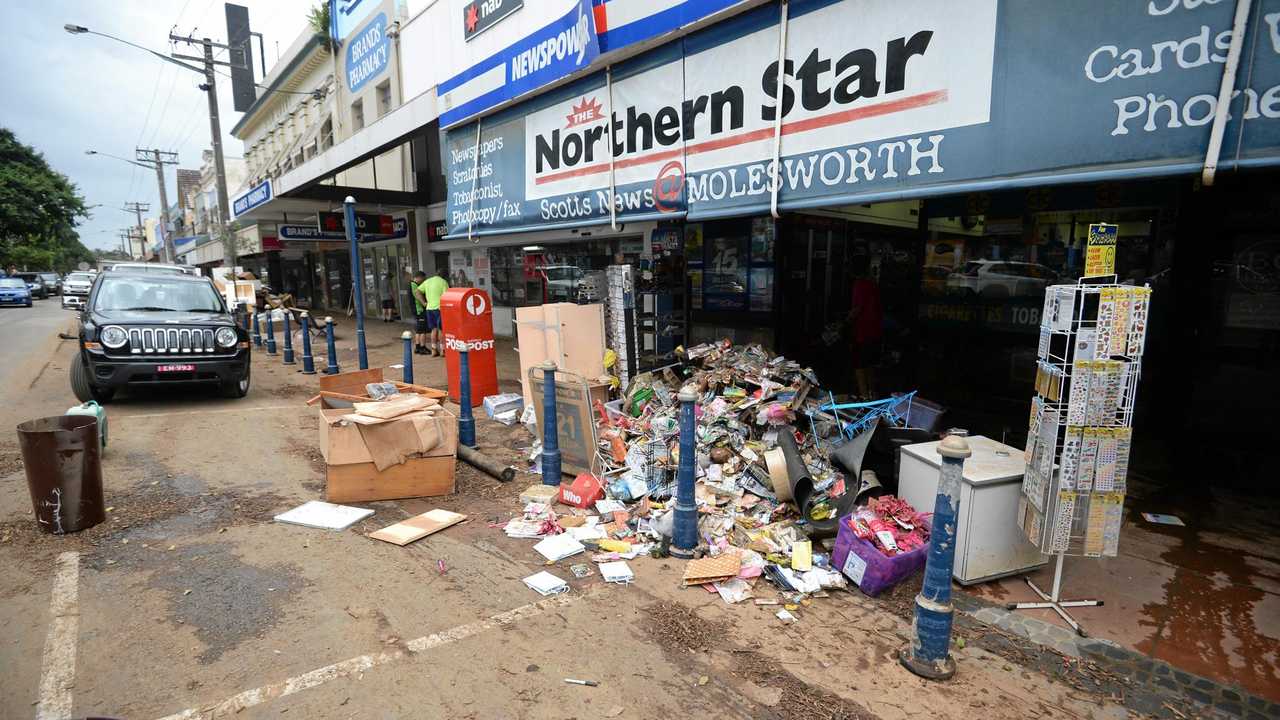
[0,127,94,272]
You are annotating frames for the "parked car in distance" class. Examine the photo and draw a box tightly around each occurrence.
[0,278,33,307]
[62,271,97,310]
[71,271,251,403]
[14,272,48,299]
[946,260,1059,298]
[39,272,62,295]
[103,262,199,276]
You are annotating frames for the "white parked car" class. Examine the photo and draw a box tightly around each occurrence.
[62,271,97,310]
[946,260,1059,298]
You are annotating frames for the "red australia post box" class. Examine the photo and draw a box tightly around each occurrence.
[440,287,498,406]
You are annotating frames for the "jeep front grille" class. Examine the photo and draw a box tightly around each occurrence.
[128,327,216,354]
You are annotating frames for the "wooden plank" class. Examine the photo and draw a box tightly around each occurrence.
[353,395,437,419]
[367,509,467,546]
[324,455,456,503]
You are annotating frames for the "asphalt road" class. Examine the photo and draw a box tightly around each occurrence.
[0,297,73,393]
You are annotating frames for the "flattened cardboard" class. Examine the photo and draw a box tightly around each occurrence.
[353,395,438,419]
[368,509,467,546]
[682,554,742,586]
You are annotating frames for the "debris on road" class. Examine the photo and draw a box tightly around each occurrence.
[273,501,374,530]
[367,509,467,546]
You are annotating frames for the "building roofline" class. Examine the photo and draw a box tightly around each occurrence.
[230,33,328,138]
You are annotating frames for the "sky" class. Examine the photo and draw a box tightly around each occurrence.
[0,0,317,251]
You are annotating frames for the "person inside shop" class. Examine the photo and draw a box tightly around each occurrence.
[379,280,395,323]
[847,254,883,400]
[410,268,449,356]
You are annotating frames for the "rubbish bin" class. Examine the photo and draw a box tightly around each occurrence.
[16,416,105,534]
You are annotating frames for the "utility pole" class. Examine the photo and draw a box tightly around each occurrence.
[123,202,150,258]
[136,148,179,263]
[169,33,244,272]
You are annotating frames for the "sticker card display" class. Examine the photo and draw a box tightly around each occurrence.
[1067,361,1091,425]
[1077,429,1100,492]
[1102,493,1125,556]
[1037,408,1059,481]
[1038,326,1051,360]
[1084,492,1108,557]
[1113,428,1132,493]
[1050,490,1077,553]
[1127,287,1151,357]
[1111,288,1132,356]
[1076,327,1097,362]
[1049,286,1076,332]
[1093,428,1119,492]
[1095,288,1116,359]
[1059,427,1083,490]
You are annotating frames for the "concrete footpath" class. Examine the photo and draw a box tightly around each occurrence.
[0,309,1271,719]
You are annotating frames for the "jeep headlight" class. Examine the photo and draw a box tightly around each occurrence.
[215,327,238,348]
[100,326,127,349]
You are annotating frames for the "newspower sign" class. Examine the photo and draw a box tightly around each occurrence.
[446,0,1280,237]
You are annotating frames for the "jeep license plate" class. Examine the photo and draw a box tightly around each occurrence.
[157,364,195,373]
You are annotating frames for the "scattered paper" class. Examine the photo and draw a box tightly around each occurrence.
[595,499,626,514]
[791,540,812,571]
[274,501,373,530]
[534,534,586,562]
[523,571,569,596]
[1141,512,1184,526]
[776,609,797,624]
[713,578,753,604]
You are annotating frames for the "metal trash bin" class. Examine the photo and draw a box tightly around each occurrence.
[16,416,105,534]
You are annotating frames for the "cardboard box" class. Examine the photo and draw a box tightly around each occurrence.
[315,369,458,502]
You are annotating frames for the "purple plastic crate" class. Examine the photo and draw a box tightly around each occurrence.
[831,514,931,597]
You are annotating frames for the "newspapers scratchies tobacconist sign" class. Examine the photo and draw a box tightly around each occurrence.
[446,0,1280,237]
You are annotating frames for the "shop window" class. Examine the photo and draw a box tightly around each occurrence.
[376,81,392,118]
[351,99,365,132]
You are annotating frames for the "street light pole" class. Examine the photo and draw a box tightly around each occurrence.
[64,24,244,272]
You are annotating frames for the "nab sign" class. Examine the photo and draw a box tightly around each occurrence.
[463,0,522,41]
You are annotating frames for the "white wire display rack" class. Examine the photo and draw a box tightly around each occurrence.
[1012,278,1152,635]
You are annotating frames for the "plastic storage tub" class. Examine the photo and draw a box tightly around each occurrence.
[831,513,931,596]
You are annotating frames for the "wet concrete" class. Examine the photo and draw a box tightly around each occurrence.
[970,477,1280,703]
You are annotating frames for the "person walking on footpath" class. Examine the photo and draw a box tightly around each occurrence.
[379,280,395,322]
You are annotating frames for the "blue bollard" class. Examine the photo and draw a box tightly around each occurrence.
[900,431,971,681]
[265,313,277,355]
[401,331,415,385]
[458,349,475,448]
[342,197,369,370]
[671,389,699,558]
[241,306,251,334]
[540,361,561,486]
[282,311,296,365]
[300,313,316,375]
[323,316,340,375]
[252,310,262,347]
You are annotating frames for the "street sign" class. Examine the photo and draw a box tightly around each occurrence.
[317,211,395,236]
[528,367,599,476]
[1085,223,1118,277]
[232,179,272,218]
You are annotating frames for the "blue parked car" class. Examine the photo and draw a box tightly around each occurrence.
[0,277,33,307]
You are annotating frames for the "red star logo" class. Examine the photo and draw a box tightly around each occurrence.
[565,97,604,128]
[466,4,479,32]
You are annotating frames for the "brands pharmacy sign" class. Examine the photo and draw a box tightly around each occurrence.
[346,13,390,92]
[445,0,1280,237]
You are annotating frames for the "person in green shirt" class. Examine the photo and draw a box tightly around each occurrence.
[410,268,449,356]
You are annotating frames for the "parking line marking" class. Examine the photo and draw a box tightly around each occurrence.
[119,404,301,420]
[153,594,575,720]
[35,551,80,720]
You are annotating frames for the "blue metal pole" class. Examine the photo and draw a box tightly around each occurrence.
[671,389,699,558]
[251,309,262,347]
[300,312,316,375]
[323,316,340,375]
[282,311,296,365]
[401,331,414,385]
[458,350,475,448]
[900,432,971,681]
[265,312,277,355]
[342,196,368,370]
[540,361,561,486]
[241,306,251,334]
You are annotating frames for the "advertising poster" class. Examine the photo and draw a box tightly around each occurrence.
[449,249,492,293]
[703,234,748,311]
[749,269,773,312]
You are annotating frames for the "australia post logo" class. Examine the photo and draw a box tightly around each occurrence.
[446,337,496,352]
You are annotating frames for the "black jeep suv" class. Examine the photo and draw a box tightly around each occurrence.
[71,271,251,402]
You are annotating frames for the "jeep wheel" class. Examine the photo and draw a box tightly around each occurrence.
[221,363,250,399]
[70,354,115,403]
